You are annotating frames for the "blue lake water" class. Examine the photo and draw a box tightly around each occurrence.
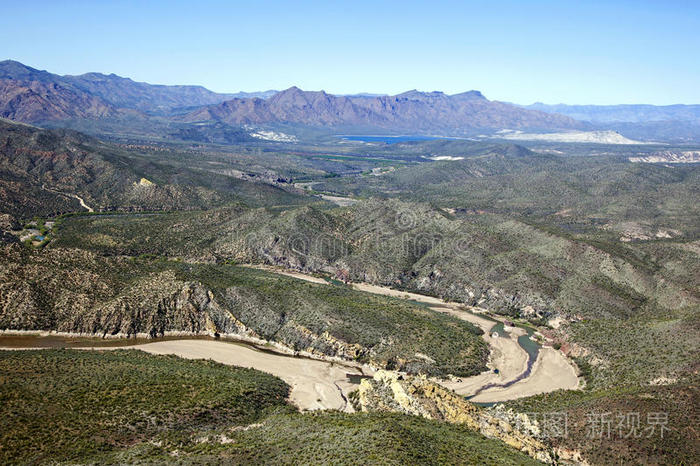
[340,135,443,144]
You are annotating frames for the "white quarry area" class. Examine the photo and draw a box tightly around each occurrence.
[629,150,700,163]
[493,129,648,144]
[421,155,464,161]
[247,128,298,142]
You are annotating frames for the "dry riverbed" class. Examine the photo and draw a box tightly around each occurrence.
[263,269,580,401]
[351,280,580,401]
[126,339,368,412]
[1,265,580,411]
[0,337,371,413]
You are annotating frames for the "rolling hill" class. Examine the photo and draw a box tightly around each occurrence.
[0,119,310,219]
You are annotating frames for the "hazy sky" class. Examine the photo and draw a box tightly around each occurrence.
[3,0,699,104]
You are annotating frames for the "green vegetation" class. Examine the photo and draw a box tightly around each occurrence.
[0,350,291,464]
[183,263,488,376]
[505,376,699,465]
[51,198,698,324]
[0,246,487,376]
[0,120,313,220]
[568,307,699,388]
[110,411,541,465]
[0,350,538,465]
[2,116,699,465]
[503,304,700,465]
[312,143,700,238]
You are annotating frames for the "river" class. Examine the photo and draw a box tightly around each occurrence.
[0,266,580,409]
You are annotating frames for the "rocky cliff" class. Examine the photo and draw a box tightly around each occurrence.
[0,244,487,376]
[353,370,558,463]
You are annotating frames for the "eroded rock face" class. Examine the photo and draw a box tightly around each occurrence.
[0,245,370,363]
[355,370,555,464]
[0,245,487,376]
[0,267,250,339]
[81,277,254,338]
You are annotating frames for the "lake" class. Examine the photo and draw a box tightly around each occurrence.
[340,135,443,144]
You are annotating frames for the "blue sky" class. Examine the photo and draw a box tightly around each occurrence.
[2,0,699,104]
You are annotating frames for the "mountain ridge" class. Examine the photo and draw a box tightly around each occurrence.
[184,86,584,133]
[0,61,584,133]
[0,78,121,122]
[0,60,238,117]
[524,102,700,123]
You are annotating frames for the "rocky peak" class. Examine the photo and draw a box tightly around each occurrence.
[452,90,487,100]
[0,60,53,82]
[395,90,448,101]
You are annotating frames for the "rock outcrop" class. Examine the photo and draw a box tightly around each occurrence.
[0,213,19,231]
[0,245,487,376]
[354,370,556,464]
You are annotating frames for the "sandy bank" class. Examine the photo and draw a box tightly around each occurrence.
[129,340,368,412]
[340,277,579,401]
[351,282,447,306]
[469,347,580,402]
[440,332,529,396]
[0,339,369,412]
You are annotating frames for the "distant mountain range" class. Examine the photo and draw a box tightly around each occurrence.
[524,102,700,123]
[227,90,278,100]
[0,60,581,133]
[3,59,700,141]
[0,60,239,119]
[184,87,583,133]
[523,102,700,142]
